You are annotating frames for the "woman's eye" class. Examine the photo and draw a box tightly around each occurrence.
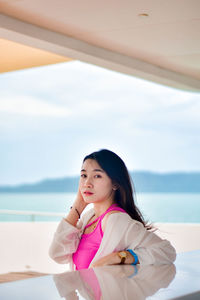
[94,174,101,178]
[80,174,86,178]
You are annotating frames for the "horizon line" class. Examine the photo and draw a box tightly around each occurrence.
[1,170,200,187]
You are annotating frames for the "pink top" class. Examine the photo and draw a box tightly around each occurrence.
[72,204,126,270]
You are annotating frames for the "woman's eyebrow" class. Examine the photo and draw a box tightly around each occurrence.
[93,168,104,172]
[80,168,104,172]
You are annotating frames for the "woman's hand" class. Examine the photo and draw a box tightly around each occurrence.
[90,251,136,268]
[90,252,120,268]
[64,183,88,226]
[73,183,88,213]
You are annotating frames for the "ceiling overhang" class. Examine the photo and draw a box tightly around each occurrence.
[0,5,200,92]
[0,37,72,73]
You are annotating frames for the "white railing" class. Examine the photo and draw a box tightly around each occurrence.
[0,209,65,222]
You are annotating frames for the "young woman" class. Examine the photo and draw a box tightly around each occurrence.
[49,149,176,270]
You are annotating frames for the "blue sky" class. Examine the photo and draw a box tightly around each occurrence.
[0,60,200,185]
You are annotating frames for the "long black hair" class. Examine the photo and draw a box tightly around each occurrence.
[83,149,151,230]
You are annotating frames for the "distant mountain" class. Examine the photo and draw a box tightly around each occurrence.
[130,172,200,193]
[0,172,200,193]
[0,176,78,193]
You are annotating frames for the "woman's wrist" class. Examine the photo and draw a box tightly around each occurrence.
[64,198,87,226]
[70,206,81,218]
[64,207,80,226]
[116,250,138,265]
[126,249,139,265]
[73,204,85,215]
[74,197,87,214]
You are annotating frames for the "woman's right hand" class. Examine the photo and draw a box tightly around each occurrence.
[73,184,88,215]
[65,184,88,226]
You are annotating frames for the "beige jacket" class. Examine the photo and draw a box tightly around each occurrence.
[49,209,176,270]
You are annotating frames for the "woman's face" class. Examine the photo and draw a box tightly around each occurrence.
[79,159,115,204]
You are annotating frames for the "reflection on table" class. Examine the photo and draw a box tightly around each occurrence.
[53,264,176,300]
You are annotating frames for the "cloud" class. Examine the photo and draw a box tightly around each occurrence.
[0,95,71,117]
[0,60,200,184]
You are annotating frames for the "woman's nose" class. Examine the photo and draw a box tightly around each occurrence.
[84,177,93,187]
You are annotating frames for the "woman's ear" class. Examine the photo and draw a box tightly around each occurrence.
[112,184,118,190]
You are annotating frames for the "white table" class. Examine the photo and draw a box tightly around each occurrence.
[0,250,199,300]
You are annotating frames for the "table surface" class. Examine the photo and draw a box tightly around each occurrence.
[0,250,200,300]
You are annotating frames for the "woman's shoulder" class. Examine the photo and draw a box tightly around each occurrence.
[102,210,141,232]
[101,210,123,232]
[105,210,132,222]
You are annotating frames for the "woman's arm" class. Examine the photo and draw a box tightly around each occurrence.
[90,250,136,268]
[116,215,176,265]
[127,224,176,265]
[91,213,176,267]
[49,186,89,264]
[48,218,81,264]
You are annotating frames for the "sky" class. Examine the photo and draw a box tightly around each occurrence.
[0,60,200,185]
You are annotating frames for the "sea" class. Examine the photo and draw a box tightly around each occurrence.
[0,192,200,223]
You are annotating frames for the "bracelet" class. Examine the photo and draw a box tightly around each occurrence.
[127,249,138,265]
[70,206,81,219]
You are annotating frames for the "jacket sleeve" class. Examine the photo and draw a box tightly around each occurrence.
[94,213,176,266]
[48,218,82,264]
[125,218,176,265]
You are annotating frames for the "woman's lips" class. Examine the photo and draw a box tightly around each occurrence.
[84,191,94,196]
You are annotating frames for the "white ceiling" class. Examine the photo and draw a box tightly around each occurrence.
[0,0,200,91]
